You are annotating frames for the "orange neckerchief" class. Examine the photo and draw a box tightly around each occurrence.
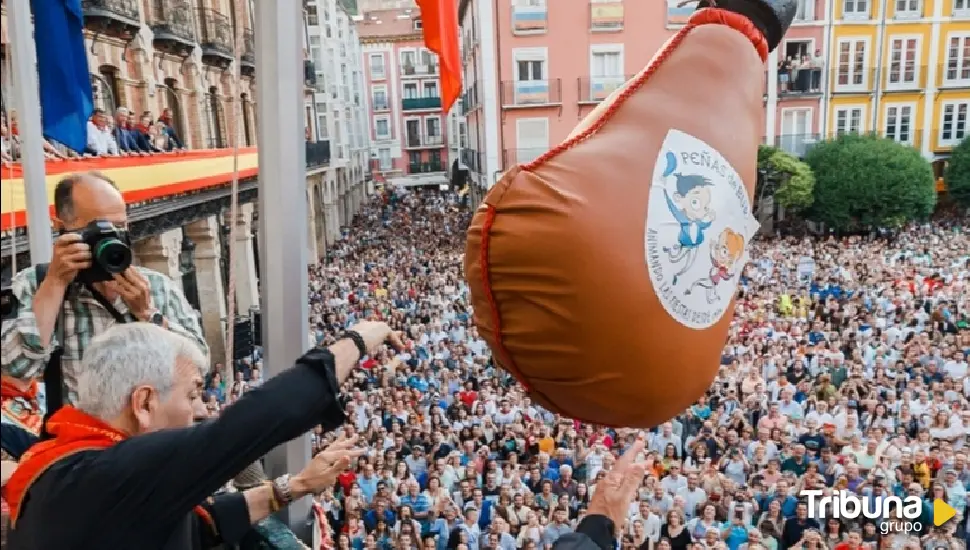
[3,406,214,531]
[4,406,126,526]
[0,379,38,402]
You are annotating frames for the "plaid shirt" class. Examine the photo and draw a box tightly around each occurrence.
[1,265,209,409]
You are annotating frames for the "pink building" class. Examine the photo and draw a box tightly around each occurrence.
[359,8,454,183]
[458,0,826,191]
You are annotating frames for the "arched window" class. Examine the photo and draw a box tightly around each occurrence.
[163,78,187,146]
[240,93,253,146]
[91,73,117,114]
[99,66,122,111]
[204,86,225,148]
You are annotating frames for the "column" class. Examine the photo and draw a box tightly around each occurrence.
[134,228,184,285]
[326,203,341,243]
[184,216,227,366]
[233,203,260,312]
[306,188,319,266]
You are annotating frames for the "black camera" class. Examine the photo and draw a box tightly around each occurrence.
[76,220,132,283]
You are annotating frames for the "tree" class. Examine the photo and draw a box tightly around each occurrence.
[945,137,970,208]
[756,145,815,215]
[803,134,936,231]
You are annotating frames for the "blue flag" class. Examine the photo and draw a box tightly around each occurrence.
[30,0,93,154]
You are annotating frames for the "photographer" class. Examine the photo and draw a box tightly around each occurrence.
[5,320,397,548]
[1,172,207,438]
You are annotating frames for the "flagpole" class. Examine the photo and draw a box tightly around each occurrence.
[7,0,53,265]
[254,0,311,540]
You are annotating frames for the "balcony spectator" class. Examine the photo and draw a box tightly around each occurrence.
[811,49,825,92]
[132,114,162,154]
[85,109,120,157]
[112,108,148,156]
[778,57,793,92]
[158,108,184,150]
[1,119,14,166]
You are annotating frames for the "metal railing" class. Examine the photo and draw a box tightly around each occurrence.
[402,63,439,76]
[462,83,480,115]
[461,149,482,173]
[405,134,445,148]
[241,29,256,66]
[197,8,234,58]
[151,0,197,44]
[402,96,442,110]
[577,75,633,103]
[81,0,141,24]
[500,79,563,107]
[372,100,390,111]
[409,161,445,173]
[306,140,331,169]
[503,148,547,168]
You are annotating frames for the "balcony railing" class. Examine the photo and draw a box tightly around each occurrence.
[197,8,234,64]
[373,100,390,111]
[409,161,445,173]
[240,29,256,74]
[503,148,548,168]
[307,140,331,168]
[461,149,482,173]
[500,79,563,108]
[512,2,547,34]
[151,0,197,51]
[769,131,931,157]
[81,0,141,37]
[402,63,439,76]
[402,96,442,110]
[775,133,822,158]
[405,134,445,148]
[577,75,632,103]
[773,66,824,96]
[589,1,624,31]
[462,83,480,115]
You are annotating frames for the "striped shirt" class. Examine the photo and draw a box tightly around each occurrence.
[1,265,209,410]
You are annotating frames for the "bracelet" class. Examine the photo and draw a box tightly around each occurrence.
[342,331,367,360]
[264,480,280,513]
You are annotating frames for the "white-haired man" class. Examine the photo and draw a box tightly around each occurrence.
[6,320,396,549]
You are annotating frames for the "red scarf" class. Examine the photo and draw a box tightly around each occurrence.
[3,406,212,529]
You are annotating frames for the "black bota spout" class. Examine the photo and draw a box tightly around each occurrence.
[697,0,797,54]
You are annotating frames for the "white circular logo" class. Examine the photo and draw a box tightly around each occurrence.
[644,129,759,330]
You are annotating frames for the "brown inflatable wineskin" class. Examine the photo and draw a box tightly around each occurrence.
[465,6,794,428]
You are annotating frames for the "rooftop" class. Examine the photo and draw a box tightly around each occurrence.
[357,8,422,40]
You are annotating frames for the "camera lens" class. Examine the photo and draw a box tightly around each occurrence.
[94,238,133,274]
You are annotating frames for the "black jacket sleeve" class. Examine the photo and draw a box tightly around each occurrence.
[553,515,616,550]
[78,348,345,538]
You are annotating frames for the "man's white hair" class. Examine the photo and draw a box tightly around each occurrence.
[76,323,206,420]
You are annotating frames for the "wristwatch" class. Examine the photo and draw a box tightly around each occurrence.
[146,310,164,326]
[272,474,294,506]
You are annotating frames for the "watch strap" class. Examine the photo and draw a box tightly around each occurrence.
[342,331,367,360]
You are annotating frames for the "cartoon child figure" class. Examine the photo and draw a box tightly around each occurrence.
[685,228,745,304]
[662,172,717,285]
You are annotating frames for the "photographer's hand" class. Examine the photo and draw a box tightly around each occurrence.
[110,268,154,321]
[33,233,91,347]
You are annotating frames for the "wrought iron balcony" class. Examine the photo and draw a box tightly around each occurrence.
[151,0,197,56]
[402,96,442,111]
[240,29,256,76]
[405,134,445,149]
[81,0,141,39]
[500,79,563,108]
[460,149,482,173]
[409,161,445,173]
[197,8,234,67]
[577,75,633,104]
[307,140,331,169]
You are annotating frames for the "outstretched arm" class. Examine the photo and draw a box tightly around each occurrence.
[664,190,689,224]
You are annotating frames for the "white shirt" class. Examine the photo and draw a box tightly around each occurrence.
[86,121,118,155]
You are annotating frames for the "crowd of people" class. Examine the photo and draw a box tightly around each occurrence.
[200,187,969,550]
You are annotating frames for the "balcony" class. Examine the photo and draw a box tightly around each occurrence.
[577,75,632,104]
[81,0,141,40]
[828,67,879,94]
[512,2,547,34]
[503,148,547,168]
[151,0,197,56]
[402,96,442,111]
[774,67,824,97]
[307,140,331,169]
[461,149,482,173]
[197,8,234,68]
[240,29,256,77]
[304,60,317,86]
[404,134,445,149]
[409,161,445,173]
[373,100,390,112]
[462,83,480,115]
[589,1,624,31]
[775,134,821,158]
[500,79,563,108]
[401,63,439,77]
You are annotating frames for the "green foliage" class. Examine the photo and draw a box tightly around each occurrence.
[945,137,970,208]
[804,134,936,230]
[756,145,815,213]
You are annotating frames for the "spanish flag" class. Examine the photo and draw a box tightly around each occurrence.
[416,0,462,113]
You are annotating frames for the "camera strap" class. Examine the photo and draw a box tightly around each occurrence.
[82,282,131,324]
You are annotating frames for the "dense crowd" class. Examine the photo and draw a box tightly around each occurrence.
[200,187,969,550]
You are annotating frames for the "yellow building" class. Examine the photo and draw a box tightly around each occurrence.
[825,0,969,170]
